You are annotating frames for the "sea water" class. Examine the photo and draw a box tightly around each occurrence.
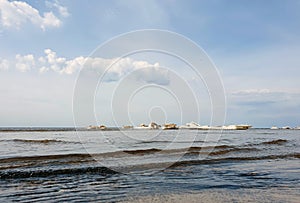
[0,129,299,202]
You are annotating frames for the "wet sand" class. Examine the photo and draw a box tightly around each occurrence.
[123,188,300,203]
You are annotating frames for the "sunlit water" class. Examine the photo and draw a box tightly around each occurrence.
[0,129,299,202]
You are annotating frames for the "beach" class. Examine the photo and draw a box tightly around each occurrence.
[124,188,300,203]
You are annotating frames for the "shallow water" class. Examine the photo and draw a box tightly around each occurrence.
[0,129,299,202]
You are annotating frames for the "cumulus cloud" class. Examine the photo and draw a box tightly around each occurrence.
[15,54,35,72]
[0,58,9,70]
[0,0,67,30]
[42,49,67,72]
[134,63,170,85]
[39,66,49,74]
[46,0,69,17]
[0,49,170,85]
[83,57,170,84]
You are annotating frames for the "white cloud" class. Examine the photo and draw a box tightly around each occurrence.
[41,12,61,29]
[226,88,300,127]
[232,89,272,95]
[231,89,300,96]
[37,49,84,74]
[1,49,170,85]
[15,54,35,72]
[41,48,67,72]
[39,66,49,74]
[46,0,69,17]
[135,64,170,85]
[0,58,9,70]
[84,57,170,84]
[0,0,66,30]
[81,56,170,85]
[63,56,85,74]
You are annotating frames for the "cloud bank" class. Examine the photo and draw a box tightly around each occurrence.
[0,49,170,85]
[226,88,300,127]
[0,0,68,30]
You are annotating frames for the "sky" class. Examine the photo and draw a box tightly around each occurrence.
[0,0,300,127]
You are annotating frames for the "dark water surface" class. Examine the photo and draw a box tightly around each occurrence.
[0,129,299,202]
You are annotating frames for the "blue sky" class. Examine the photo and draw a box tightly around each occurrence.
[0,0,300,127]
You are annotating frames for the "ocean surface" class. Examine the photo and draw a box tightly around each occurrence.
[0,128,299,202]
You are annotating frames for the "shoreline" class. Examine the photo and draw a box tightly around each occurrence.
[123,188,300,203]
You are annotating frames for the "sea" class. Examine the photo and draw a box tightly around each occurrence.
[0,128,299,202]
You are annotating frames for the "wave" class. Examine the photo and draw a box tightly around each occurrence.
[1,152,299,179]
[205,147,257,156]
[123,148,161,155]
[139,140,204,144]
[0,138,293,175]
[0,145,257,165]
[258,132,276,135]
[0,138,287,162]
[188,145,232,151]
[0,145,247,171]
[186,139,288,147]
[170,153,300,168]
[122,145,239,155]
[0,153,92,163]
[119,145,240,156]
[0,139,290,163]
[261,139,288,145]
[0,127,76,132]
[1,139,80,144]
[0,166,117,179]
